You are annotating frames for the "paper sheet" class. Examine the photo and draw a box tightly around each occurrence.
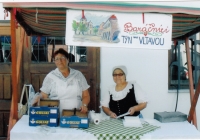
[123,116,143,127]
[116,112,130,119]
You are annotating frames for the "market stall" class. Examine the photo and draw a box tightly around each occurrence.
[2,1,200,139]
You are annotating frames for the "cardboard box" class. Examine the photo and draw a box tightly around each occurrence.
[39,99,59,107]
[29,116,58,126]
[60,109,89,128]
[154,111,187,123]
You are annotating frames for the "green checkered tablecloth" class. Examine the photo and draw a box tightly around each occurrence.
[80,119,160,140]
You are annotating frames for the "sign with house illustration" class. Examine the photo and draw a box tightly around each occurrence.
[66,10,172,49]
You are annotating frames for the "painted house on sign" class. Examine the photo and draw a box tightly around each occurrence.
[101,15,120,43]
[78,10,94,35]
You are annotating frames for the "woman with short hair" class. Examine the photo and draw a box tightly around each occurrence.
[32,48,90,114]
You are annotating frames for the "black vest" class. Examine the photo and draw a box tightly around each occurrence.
[109,84,140,119]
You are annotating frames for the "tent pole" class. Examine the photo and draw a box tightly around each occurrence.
[185,37,197,128]
[7,8,18,140]
[188,77,200,128]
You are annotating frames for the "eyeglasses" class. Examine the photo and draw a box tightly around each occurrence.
[54,56,66,62]
[113,73,124,77]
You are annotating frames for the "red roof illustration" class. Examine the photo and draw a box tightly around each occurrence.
[109,15,117,20]
[81,10,86,19]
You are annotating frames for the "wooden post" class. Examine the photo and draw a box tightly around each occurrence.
[188,77,200,125]
[11,8,18,120]
[16,26,24,84]
[185,37,197,128]
[7,8,18,140]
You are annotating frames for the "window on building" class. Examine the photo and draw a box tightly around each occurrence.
[31,36,87,63]
[0,36,11,63]
[0,36,87,63]
[169,34,200,90]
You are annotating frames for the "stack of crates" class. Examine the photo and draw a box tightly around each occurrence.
[29,99,59,127]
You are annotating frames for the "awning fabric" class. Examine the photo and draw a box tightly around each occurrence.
[3,2,200,40]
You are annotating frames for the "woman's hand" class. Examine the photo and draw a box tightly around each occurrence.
[31,92,48,106]
[128,106,136,115]
[31,94,41,106]
[128,103,147,115]
[109,111,117,118]
[102,106,117,118]
[80,105,88,113]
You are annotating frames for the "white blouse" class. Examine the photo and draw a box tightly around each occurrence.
[100,81,148,108]
[40,67,90,114]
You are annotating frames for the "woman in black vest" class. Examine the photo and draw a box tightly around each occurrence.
[101,65,148,119]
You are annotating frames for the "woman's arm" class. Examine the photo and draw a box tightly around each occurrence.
[32,91,49,106]
[102,106,117,118]
[128,102,147,115]
[40,91,49,99]
[80,89,90,113]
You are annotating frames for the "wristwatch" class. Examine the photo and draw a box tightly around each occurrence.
[82,104,87,107]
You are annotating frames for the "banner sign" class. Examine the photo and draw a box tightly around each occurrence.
[66,10,172,49]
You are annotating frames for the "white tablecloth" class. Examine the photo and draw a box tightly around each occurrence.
[11,115,200,140]
[141,118,200,139]
[10,115,97,140]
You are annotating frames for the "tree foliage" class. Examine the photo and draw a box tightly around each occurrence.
[72,20,78,34]
[79,22,87,35]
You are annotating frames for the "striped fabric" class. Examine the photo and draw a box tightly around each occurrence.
[3,2,200,39]
[80,119,160,140]
[66,2,200,15]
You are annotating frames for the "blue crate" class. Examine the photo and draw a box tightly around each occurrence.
[60,109,89,128]
[29,116,59,127]
[29,106,59,118]
[60,116,89,128]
